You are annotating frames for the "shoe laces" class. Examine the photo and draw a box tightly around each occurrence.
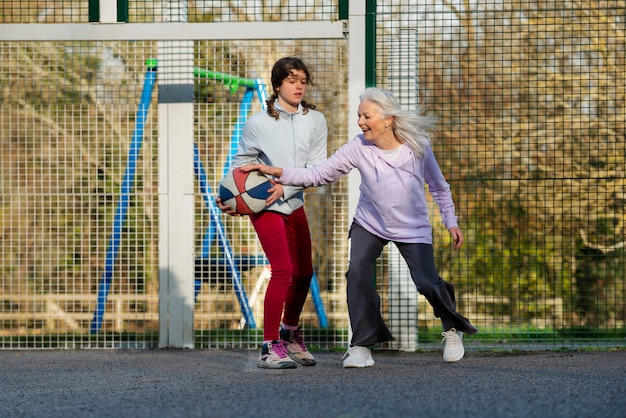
[441,328,460,347]
[270,340,290,358]
[290,329,309,352]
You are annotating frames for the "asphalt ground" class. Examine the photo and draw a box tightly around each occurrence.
[0,349,624,418]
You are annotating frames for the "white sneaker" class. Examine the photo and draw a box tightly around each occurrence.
[342,346,375,368]
[442,329,465,362]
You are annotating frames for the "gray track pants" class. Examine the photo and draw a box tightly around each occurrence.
[346,222,477,347]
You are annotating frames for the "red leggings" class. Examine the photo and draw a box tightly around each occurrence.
[250,207,314,341]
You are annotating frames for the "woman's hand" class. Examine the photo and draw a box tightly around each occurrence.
[239,164,285,207]
[239,164,283,178]
[448,227,464,250]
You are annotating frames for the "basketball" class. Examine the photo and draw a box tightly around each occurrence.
[218,167,272,215]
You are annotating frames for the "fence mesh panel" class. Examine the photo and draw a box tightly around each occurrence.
[0,0,624,350]
[0,37,351,349]
[376,0,625,349]
[192,39,350,349]
[0,40,160,348]
[0,1,338,23]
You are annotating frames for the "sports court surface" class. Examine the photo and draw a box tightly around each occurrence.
[1,349,624,418]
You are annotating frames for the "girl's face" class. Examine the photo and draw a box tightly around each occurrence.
[275,69,308,112]
[357,99,391,144]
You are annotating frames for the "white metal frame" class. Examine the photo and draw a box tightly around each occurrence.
[0,1,365,349]
[0,22,345,41]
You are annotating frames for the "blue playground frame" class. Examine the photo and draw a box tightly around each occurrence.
[91,61,328,334]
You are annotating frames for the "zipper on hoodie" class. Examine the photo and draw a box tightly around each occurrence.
[290,113,297,165]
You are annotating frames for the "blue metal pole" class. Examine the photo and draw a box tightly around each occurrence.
[254,78,268,110]
[91,67,157,333]
[200,87,256,256]
[194,144,256,328]
[222,88,255,178]
[310,273,328,328]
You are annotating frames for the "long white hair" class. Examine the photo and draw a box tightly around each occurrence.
[359,87,436,158]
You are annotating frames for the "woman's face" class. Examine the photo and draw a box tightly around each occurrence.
[357,99,390,143]
[275,69,308,112]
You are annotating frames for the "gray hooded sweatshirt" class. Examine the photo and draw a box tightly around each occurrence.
[231,101,328,215]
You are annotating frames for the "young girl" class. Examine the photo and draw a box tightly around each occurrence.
[242,87,478,368]
[217,57,327,369]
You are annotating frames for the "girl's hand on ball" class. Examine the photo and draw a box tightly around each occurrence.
[215,197,241,217]
[266,181,284,206]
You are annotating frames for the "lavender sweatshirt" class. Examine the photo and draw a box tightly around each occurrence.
[279,134,459,244]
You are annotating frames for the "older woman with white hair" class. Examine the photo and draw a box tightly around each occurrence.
[242,87,478,368]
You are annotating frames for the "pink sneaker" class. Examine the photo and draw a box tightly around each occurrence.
[280,327,317,366]
[257,340,298,369]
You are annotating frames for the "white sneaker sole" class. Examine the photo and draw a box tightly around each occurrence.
[288,353,317,366]
[257,360,298,369]
[343,358,375,368]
